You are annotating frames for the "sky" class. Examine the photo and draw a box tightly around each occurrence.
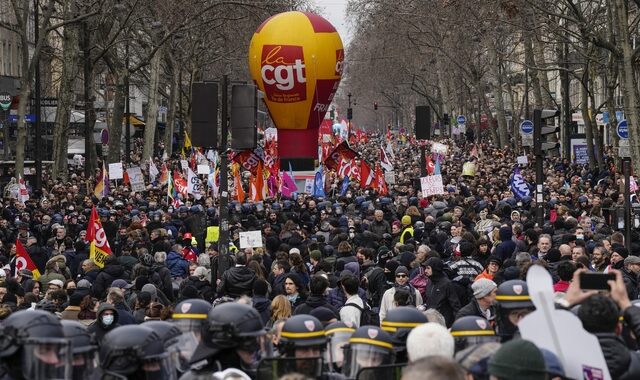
[314,0,352,45]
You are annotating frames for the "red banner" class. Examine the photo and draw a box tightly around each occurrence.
[324,141,358,171]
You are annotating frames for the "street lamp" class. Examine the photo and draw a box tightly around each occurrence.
[347,92,352,137]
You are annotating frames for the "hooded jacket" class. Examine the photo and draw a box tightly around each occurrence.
[166,250,189,278]
[423,257,461,327]
[293,294,340,316]
[253,295,271,326]
[87,303,120,344]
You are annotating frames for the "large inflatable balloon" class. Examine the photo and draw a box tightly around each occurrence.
[249,12,344,158]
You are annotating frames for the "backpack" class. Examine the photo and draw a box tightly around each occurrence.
[343,302,380,327]
[409,267,430,301]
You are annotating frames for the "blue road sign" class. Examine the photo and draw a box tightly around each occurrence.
[8,114,35,123]
[617,120,629,139]
[457,115,466,125]
[520,120,534,135]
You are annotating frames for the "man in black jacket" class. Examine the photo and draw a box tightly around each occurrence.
[216,250,255,298]
[423,257,461,327]
[293,274,339,316]
[577,270,640,380]
[455,278,497,321]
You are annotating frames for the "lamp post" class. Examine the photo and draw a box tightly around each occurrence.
[34,0,42,190]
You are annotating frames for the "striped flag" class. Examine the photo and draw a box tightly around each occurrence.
[510,167,531,199]
[94,162,110,199]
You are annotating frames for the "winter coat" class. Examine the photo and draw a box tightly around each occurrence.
[37,270,66,287]
[253,296,271,326]
[166,251,189,279]
[596,333,640,379]
[379,285,423,321]
[293,295,340,316]
[93,263,129,299]
[217,265,255,298]
[493,227,518,262]
[455,298,495,321]
[423,257,461,327]
[622,268,639,300]
[151,264,174,301]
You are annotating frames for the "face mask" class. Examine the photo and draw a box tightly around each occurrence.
[576,234,584,240]
[102,314,114,326]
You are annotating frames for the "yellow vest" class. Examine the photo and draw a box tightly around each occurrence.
[400,226,414,244]
[205,226,220,244]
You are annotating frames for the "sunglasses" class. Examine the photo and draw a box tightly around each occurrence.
[396,274,407,278]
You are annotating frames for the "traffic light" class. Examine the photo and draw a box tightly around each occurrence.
[443,113,450,126]
[533,109,560,155]
[374,102,378,111]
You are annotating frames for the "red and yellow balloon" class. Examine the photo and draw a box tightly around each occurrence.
[249,12,344,158]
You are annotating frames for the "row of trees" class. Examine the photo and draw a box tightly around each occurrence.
[343,0,640,171]
[4,0,313,181]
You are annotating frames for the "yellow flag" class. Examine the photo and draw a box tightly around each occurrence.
[184,131,192,149]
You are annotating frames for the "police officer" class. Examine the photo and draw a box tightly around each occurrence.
[181,302,269,379]
[171,299,212,341]
[100,324,177,379]
[0,309,72,380]
[380,306,428,363]
[450,316,499,353]
[324,321,355,373]
[61,320,99,380]
[495,279,535,342]
[145,320,197,375]
[342,325,396,380]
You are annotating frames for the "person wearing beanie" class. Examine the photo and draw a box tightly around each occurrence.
[455,278,497,321]
[488,339,547,380]
[493,227,517,263]
[423,257,461,327]
[400,215,414,244]
[608,246,630,272]
[379,265,423,321]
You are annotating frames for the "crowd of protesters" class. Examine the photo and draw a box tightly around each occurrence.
[0,130,639,379]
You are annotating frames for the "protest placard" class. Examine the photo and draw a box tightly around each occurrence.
[420,175,445,196]
[108,162,124,180]
[239,230,263,248]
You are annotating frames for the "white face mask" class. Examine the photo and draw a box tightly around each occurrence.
[102,314,114,326]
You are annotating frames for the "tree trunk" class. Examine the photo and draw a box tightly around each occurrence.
[580,67,597,169]
[613,0,640,169]
[142,47,163,162]
[85,59,99,175]
[488,45,509,147]
[525,33,544,109]
[52,5,80,181]
[108,71,126,163]
[164,60,179,158]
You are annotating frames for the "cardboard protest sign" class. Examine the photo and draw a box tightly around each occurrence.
[126,166,145,192]
[239,230,263,248]
[108,162,124,180]
[420,175,445,197]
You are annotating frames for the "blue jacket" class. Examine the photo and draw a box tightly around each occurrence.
[166,251,189,278]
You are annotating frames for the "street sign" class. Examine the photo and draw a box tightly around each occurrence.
[457,115,466,125]
[0,92,11,111]
[30,97,57,107]
[522,134,533,146]
[8,114,35,123]
[520,119,534,135]
[617,120,629,139]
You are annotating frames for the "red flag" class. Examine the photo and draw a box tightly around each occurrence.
[15,239,40,279]
[233,149,263,175]
[359,160,374,188]
[426,154,435,175]
[375,164,388,195]
[87,206,113,268]
[324,141,358,171]
[173,171,188,197]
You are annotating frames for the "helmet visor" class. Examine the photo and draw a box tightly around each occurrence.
[71,349,99,379]
[167,331,199,372]
[342,344,393,379]
[325,331,352,368]
[22,338,72,380]
[139,354,177,380]
[172,319,204,341]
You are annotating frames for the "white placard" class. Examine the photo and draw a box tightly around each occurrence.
[197,164,210,175]
[304,179,314,194]
[180,160,188,171]
[420,175,445,197]
[431,142,448,155]
[517,155,528,164]
[127,166,145,192]
[239,230,263,248]
[108,162,124,179]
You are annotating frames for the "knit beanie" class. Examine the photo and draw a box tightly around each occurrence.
[488,339,547,380]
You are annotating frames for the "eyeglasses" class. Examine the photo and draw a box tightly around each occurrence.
[396,274,407,278]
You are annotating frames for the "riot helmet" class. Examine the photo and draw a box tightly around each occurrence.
[0,309,72,380]
[144,320,197,374]
[100,325,177,380]
[342,326,395,379]
[324,321,355,372]
[278,314,327,358]
[381,306,428,345]
[61,320,98,380]
[495,279,535,341]
[450,316,499,353]
[171,299,212,340]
